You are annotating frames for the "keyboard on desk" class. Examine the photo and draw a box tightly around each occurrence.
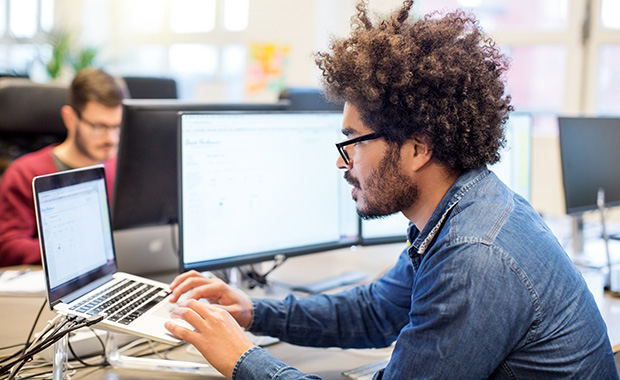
[69,278,170,325]
[342,358,390,380]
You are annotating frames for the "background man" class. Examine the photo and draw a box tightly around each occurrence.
[0,67,125,266]
[164,1,618,379]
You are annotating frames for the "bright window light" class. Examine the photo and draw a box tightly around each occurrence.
[171,0,216,33]
[41,0,54,32]
[601,0,620,29]
[169,43,218,76]
[8,44,37,71]
[0,0,6,36]
[9,0,37,38]
[596,45,620,114]
[120,0,164,34]
[224,0,249,31]
[414,0,569,32]
[118,45,167,76]
[222,44,246,78]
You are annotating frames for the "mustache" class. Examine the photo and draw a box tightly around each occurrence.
[344,171,360,190]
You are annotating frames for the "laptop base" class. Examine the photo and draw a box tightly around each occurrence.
[104,332,222,377]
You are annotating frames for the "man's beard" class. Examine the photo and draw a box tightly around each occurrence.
[74,126,115,163]
[345,145,419,220]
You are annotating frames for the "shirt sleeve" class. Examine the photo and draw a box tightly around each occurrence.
[249,248,413,349]
[233,347,322,380]
[0,164,41,266]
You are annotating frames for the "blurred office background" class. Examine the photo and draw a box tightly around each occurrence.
[1,0,620,216]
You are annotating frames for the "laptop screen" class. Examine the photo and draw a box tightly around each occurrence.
[34,165,117,306]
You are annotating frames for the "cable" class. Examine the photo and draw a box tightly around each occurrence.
[0,314,104,378]
[244,255,287,289]
[67,326,107,368]
[0,300,48,366]
[3,317,76,380]
[20,300,47,358]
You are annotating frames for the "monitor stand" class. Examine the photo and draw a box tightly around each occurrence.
[569,214,608,269]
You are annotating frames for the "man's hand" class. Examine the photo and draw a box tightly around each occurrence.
[169,270,254,328]
[165,299,254,378]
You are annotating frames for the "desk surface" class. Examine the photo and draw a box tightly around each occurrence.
[2,242,619,379]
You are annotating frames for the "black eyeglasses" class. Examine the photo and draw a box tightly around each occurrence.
[335,132,383,165]
[74,108,121,136]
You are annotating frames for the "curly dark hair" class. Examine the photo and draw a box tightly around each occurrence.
[315,0,513,171]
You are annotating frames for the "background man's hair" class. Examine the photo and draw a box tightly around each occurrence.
[69,67,126,113]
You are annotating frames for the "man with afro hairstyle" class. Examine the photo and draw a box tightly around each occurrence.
[163,1,618,379]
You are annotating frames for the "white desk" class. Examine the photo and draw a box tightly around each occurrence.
[1,242,619,379]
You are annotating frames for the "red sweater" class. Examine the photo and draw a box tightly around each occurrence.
[0,145,116,266]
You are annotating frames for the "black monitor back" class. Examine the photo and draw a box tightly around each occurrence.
[112,99,289,230]
[559,116,620,214]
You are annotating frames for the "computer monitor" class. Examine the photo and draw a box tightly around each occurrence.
[489,112,533,202]
[179,111,359,272]
[112,99,289,230]
[359,112,533,245]
[559,116,620,214]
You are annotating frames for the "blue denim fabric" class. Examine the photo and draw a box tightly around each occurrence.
[232,167,619,380]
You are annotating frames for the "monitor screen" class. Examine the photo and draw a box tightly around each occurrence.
[489,112,533,201]
[559,116,620,214]
[179,111,359,271]
[112,99,289,230]
[360,213,410,245]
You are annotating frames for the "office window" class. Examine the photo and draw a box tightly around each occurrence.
[9,0,38,38]
[41,0,54,32]
[117,45,168,76]
[8,44,37,70]
[413,0,569,32]
[222,44,246,79]
[169,43,218,76]
[224,0,249,31]
[596,45,620,114]
[120,0,165,34]
[0,0,5,36]
[601,0,620,29]
[171,0,216,33]
[504,45,567,112]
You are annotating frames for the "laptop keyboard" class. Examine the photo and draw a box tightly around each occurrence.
[69,279,170,325]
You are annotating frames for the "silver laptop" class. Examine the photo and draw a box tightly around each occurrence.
[33,165,183,345]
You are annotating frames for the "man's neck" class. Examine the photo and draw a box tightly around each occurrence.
[402,164,461,231]
[52,142,100,169]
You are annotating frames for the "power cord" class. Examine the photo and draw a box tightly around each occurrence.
[67,326,108,368]
[244,255,287,289]
[0,314,104,378]
[0,300,47,366]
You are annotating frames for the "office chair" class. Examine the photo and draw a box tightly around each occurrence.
[122,76,178,99]
[0,78,68,175]
[279,87,343,111]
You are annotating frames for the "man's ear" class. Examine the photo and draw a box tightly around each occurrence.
[60,105,77,135]
[409,136,432,172]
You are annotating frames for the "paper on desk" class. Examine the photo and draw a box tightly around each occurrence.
[0,270,46,296]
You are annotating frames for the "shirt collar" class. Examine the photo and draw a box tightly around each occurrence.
[406,166,491,257]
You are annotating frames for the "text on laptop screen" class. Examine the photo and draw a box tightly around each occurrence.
[179,111,358,271]
[38,178,114,289]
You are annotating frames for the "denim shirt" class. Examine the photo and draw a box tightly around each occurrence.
[233,167,619,380]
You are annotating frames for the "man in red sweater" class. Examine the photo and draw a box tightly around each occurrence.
[0,68,125,266]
